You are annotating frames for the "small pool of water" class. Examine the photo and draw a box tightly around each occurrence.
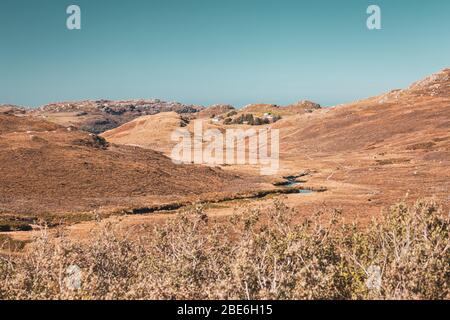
[285,178,300,187]
[284,177,314,194]
[286,181,300,187]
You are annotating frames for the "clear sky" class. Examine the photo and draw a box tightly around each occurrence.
[1,0,449,108]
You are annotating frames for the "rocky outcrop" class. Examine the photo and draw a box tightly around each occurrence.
[32,99,204,134]
[0,104,27,115]
[406,68,450,97]
[227,113,281,125]
[242,101,321,116]
[375,68,450,104]
[290,100,321,112]
[197,104,235,119]
[37,99,203,115]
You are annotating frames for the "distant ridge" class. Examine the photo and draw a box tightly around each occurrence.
[30,99,204,134]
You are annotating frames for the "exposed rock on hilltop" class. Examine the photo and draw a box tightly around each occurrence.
[406,68,450,97]
[242,100,321,116]
[0,104,27,115]
[215,100,321,125]
[288,100,321,111]
[274,68,450,155]
[38,99,203,114]
[375,69,450,104]
[32,99,204,134]
[197,104,235,119]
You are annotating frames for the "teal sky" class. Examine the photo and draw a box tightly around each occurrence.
[1,0,449,108]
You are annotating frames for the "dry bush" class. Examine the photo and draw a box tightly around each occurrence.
[0,200,448,300]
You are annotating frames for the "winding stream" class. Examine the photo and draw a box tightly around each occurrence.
[282,176,315,194]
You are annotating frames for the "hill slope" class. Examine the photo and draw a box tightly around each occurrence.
[274,68,450,154]
[269,68,450,214]
[101,112,186,154]
[0,114,251,216]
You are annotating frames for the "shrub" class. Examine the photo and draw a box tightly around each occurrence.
[0,200,448,300]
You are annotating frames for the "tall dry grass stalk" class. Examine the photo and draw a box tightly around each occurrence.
[0,200,448,300]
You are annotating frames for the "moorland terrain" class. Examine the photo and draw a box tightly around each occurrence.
[0,68,449,248]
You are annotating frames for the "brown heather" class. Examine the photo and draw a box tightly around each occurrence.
[0,200,448,300]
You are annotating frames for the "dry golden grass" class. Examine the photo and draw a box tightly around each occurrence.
[0,199,448,300]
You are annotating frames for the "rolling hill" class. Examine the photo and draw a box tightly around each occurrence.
[98,68,449,217]
[0,114,253,216]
